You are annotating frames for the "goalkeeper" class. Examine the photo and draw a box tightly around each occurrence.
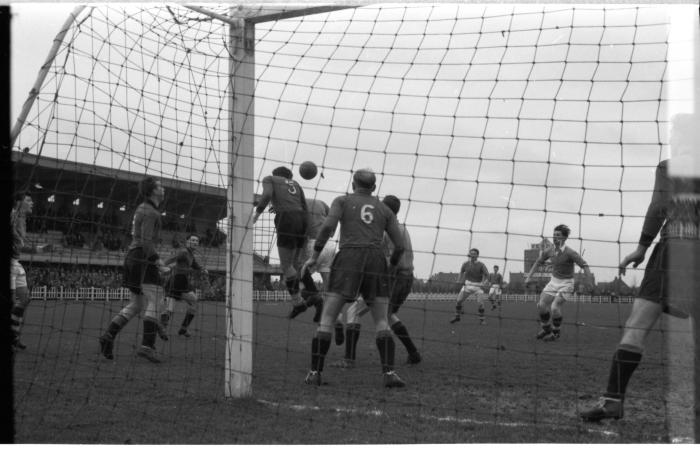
[161,234,208,338]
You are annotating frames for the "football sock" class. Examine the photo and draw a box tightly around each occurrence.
[160,312,171,328]
[345,323,361,360]
[300,270,318,297]
[376,332,396,373]
[181,312,195,329]
[539,311,551,328]
[285,277,300,296]
[142,319,158,348]
[552,315,562,333]
[605,347,642,399]
[11,304,25,338]
[455,304,463,315]
[105,314,129,339]
[478,306,485,318]
[390,321,417,355]
[311,331,332,372]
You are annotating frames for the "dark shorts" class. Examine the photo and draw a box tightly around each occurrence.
[166,273,190,298]
[122,247,160,294]
[638,238,700,316]
[328,247,390,302]
[389,271,414,314]
[274,210,308,250]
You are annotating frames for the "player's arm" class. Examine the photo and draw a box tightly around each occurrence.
[298,183,308,213]
[456,263,467,287]
[253,176,274,224]
[572,250,593,289]
[620,162,670,275]
[385,213,405,267]
[480,263,489,285]
[140,209,168,272]
[525,251,546,282]
[304,197,342,272]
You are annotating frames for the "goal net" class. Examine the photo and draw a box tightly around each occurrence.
[10,3,697,444]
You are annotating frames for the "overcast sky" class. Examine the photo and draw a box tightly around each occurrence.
[11,3,698,284]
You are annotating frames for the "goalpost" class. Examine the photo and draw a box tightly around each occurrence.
[9,3,697,443]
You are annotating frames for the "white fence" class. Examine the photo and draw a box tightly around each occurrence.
[29,286,633,304]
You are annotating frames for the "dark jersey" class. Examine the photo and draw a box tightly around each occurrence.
[11,209,27,259]
[128,200,162,261]
[641,159,700,245]
[306,198,329,239]
[257,175,307,214]
[165,247,202,276]
[460,260,489,284]
[320,191,403,250]
[489,272,503,286]
[536,245,587,279]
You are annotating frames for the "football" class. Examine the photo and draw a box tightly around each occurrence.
[299,161,318,180]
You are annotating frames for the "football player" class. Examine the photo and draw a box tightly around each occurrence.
[525,224,592,341]
[450,248,490,325]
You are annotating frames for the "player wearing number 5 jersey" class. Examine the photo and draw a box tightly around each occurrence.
[253,166,308,307]
[301,168,406,388]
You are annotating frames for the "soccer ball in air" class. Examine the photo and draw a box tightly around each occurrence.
[299,161,318,180]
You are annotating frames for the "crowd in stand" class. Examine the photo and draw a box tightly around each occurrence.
[25,264,228,301]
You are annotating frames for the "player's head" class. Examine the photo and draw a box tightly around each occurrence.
[382,195,401,215]
[272,166,293,179]
[185,234,200,249]
[352,168,376,192]
[553,224,570,246]
[493,265,499,272]
[13,191,33,214]
[139,176,164,205]
[468,248,479,261]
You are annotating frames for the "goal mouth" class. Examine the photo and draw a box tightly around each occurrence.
[9,3,697,444]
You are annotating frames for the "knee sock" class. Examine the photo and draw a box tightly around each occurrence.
[539,311,551,331]
[478,305,485,319]
[105,314,129,339]
[160,311,171,328]
[142,319,158,349]
[181,312,195,330]
[285,276,300,296]
[300,270,318,298]
[605,347,642,399]
[311,331,332,372]
[376,332,396,373]
[11,304,25,339]
[345,323,361,360]
[391,321,417,355]
[552,315,563,333]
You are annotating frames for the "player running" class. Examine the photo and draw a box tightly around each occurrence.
[525,224,592,342]
[253,166,308,308]
[160,234,208,338]
[10,191,34,350]
[99,177,170,362]
[488,265,503,310]
[449,248,490,325]
[301,168,406,388]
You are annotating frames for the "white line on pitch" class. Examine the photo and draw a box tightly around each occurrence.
[257,399,619,438]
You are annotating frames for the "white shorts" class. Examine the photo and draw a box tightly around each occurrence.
[489,286,502,296]
[542,277,575,301]
[10,259,27,290]
[305,239,336,274]
[460,281,485,298]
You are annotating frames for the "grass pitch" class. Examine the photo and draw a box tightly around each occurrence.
[13,296,694,443]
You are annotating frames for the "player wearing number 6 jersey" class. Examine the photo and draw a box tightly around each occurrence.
[301,168,406,388]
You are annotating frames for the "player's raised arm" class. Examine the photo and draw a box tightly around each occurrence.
[384,209,405,267]
[525,250,546,283]
[619,161,671,275]
[252,176,274,224]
